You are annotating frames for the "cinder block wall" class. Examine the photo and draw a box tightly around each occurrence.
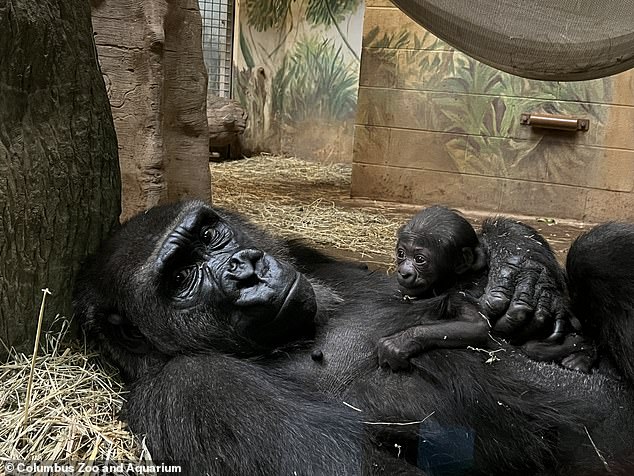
[351,0,634,222]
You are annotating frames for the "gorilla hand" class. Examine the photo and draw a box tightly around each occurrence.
[479,218,569,344]
[521,333,596,373]
[378,329,423,371]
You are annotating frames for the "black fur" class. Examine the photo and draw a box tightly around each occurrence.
[567,222,634,385]
[73,201,634,475]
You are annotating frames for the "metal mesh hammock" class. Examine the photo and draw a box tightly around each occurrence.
[390,0,634,80]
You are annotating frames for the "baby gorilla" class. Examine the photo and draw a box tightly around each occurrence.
[378,206,595,372]
[377,206,490,370]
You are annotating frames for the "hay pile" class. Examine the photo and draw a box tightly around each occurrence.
[0,317,146,466]
[211,154,410,268]
[209,154,589,264]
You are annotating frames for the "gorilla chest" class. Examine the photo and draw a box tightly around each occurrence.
[289,325,378,397]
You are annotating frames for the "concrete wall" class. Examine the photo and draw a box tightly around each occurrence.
[352,0,634,222]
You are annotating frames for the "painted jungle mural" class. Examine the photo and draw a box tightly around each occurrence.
[352,2,634,221]
[235,0,364,161]
[360,23,612,181]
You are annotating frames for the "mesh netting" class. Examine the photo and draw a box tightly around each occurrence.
[391,0,634,80]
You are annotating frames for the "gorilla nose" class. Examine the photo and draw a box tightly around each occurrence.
[398,269,415,285]
[228,249,264,282]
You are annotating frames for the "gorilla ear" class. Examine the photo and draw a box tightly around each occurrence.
[455,246,487,274]
[105,312,153,355]
[455,247,475,275]
[471,246,487,272]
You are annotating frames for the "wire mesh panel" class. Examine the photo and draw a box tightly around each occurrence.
[198,0,234,97]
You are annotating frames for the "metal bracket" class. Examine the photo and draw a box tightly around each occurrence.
[520,113,590,132]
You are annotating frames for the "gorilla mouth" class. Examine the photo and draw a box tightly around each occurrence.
[273,273,302,322]
[398,282,430,298]
[229,254,316,327]
[228,266,317,346]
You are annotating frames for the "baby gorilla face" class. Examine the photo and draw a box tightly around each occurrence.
[395,241,442,297]
[394,206,483,298]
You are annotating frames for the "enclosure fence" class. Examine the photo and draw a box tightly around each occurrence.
[198,0,234,98]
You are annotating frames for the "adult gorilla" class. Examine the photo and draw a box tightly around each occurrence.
[74,201,634,475]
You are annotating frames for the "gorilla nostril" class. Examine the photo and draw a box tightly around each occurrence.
[228,257,241,273]
[228,248,265,281]
[397,273,416,288]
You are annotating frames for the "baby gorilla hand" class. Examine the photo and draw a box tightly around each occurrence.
[378,328,423,371]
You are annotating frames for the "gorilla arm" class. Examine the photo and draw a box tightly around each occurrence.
[479,218,596,373]
[124,353,367,475]
[124,352,428,476]
[377,295,491,371]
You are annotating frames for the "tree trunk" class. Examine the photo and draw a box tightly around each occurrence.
[0,0,121,354]
[92,0,210,222]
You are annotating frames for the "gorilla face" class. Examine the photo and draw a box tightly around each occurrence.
[148,205,318,348]
[76,202,318,367]
[395,239,441,298]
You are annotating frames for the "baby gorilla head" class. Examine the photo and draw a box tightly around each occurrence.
[395,206,486,298]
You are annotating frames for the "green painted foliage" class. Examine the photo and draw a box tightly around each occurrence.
[239,29,255,69]
[273,38,358,122]
[361,26,614,177]
[306,0,362,26]
[364,27,411,50]
[244,0,361,31]
[244,0,292,32]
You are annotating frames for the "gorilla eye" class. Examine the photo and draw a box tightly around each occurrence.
[396,248,405,259]
[415,255,427,265]
[171,266,196,290]
[201,226,216,245]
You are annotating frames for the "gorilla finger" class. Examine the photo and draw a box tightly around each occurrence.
[526,290,560,342]
[492,305,531,336]
[511,272,540,311]
[485,268,540,319]
[480,264,520,316]
[378,352,392,369]
[545,318,567,343]
[379,350,409,371]
[533,288,553,318]
[494,273,542,340]
[510,309,548,344]
[480,290,511,318]
[378,340,407,370]
[561,352,593,374]
[389,356,411,371]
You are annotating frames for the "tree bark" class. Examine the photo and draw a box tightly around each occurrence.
[0,0,121,354]
[92,0,210,221]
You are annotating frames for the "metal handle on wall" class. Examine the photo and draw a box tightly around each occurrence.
[520,113,590,132]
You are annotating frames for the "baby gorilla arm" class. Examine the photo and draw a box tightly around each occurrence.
[378,295,490,371]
